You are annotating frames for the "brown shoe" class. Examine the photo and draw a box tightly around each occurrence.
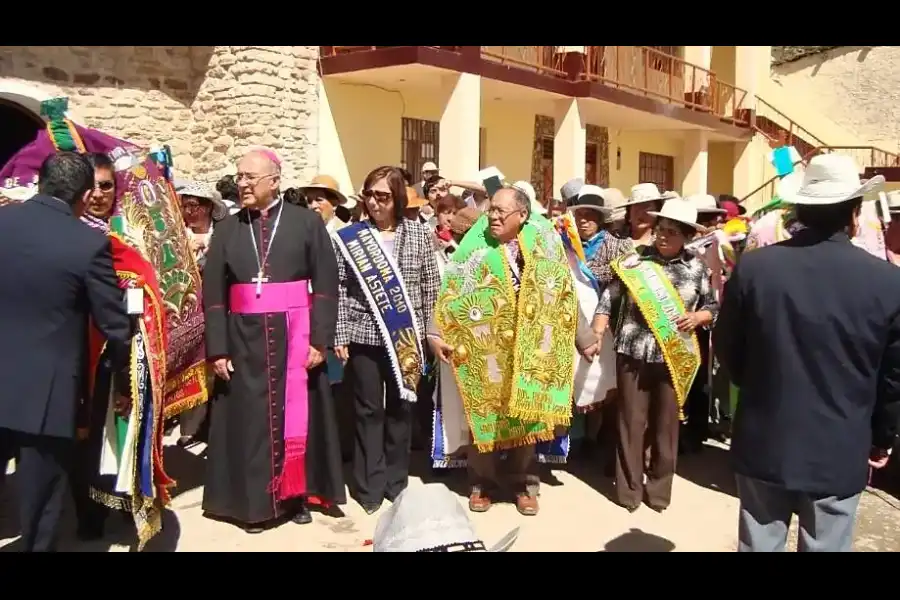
[468,490,492,513]
[515,493,539,516]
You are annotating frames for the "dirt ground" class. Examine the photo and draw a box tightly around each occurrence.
[3,439,900,552]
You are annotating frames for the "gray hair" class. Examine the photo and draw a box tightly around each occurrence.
[496,185,531,218]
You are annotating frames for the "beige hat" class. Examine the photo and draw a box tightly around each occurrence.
[647,197,706,232]
[300,174,351,207]
[685,193,727,215]
[886,191,900,214]
[600,188,628,222]
[511,180,546,216]
[422,161,439,173]
[623,182,668,207]
[782,154,884,205]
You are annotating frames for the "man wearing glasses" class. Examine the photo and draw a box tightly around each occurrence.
[202,148,346,533]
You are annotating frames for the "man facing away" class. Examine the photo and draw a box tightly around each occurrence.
[202,149,345,534]
[715,154,900,552]
[0,152,134,551]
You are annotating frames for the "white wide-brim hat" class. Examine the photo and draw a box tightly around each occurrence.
[623,182,668,207]
[782,153,884,205]
[685,193,727,215]
[374,483,519,553]
[567,184,613,216]
[511,180,547,216]
[0,185,37,202]
[180,181,228,220]
[647,197,707,232]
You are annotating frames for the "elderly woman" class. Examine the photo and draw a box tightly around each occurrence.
[621,183,668,249]
[591,196,718,513]
[180,181,227,273]
[333,166,441,515]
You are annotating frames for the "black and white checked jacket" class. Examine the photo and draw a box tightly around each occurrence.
[333,219,441,348]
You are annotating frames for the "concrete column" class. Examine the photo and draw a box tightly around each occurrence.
[438,72,482,182]
[553,98,587,199]
[733,136,768,202]
[681,130,709,196]
[734,46,761,110]
[682,45,712,93]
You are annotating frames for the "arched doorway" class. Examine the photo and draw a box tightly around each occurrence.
[0,98,44,172]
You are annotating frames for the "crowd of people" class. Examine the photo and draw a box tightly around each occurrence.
[2,97,900,553]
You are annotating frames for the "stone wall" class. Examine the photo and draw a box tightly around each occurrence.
[0,45,320,186]
[771,46,900,152]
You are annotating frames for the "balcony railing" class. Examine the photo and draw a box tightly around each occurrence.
[319,45,751,127]
[320,46,462,57]
[753,98,827,158]
[580,46,751,126]
[480,46,568,79]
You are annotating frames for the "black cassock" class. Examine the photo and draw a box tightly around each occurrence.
[202,200,345,525]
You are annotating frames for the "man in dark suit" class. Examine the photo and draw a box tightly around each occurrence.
[0,152,133,552]
[715,154,900,552]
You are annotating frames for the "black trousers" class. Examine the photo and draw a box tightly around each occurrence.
[684,328,711,446]
[0,428,74,552]
[347,343,413,505]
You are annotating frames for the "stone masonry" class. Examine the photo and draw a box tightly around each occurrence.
[0,46,320,186]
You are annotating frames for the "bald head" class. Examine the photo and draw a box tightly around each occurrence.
[236,150,281,209]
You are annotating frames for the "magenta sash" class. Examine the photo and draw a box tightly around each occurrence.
[229,280,311,500]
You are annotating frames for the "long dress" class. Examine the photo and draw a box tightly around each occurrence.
[202,200,346,525]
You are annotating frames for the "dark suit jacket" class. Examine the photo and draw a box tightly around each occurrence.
[0,195,133,439]
[715,229,900,497]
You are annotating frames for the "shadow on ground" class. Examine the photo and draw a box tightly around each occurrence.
[676,443,737,498]
[164,445,207,501]
[601,528,675,552]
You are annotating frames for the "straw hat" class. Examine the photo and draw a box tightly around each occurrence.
[781,154,884,205]
[0,185,37,202]
[568,184,613,216]
[623,183,668,207]
[405,186,427,209]
[685,193,727,215]
[422,161,438,173]
[600,188,628,222]
[647,197,706,232]
[180,181,227,220]
[300,174,352,208]
[374,483,518,553]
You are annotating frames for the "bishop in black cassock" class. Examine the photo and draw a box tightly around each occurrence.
[202,150,345,533]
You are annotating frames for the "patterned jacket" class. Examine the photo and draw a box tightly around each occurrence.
[333,219,441,348]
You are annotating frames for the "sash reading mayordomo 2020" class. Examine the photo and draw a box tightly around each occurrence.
[611,254,701,420]
[334,222,424,402]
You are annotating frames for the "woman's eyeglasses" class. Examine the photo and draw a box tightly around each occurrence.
[362,189,393,205]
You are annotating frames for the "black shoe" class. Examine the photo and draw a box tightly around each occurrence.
[360,502,382,515]
[291,503,313,525]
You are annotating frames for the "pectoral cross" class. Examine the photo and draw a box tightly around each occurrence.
[252,270,269,297]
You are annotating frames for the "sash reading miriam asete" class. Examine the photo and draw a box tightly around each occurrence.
[333,222,425,402]
[230,280,311,500]
[611,254,701,420]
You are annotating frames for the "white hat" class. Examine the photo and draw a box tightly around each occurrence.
[647,197,706,232]
[422,161,438,172]
[623,183,668,207]
[568,185,613,216]
[373,483,519,553]
[782,153,884,205]
[180,181,227,220]
[685,193,727,215]
[511,180,546,216]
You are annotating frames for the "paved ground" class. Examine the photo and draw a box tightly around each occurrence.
[3,439,900,552]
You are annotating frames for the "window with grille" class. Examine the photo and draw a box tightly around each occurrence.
[645,45,679,73]
[638,151,675,191]
[400,117,439,177]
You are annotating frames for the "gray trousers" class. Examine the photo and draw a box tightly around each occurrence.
[736,474,861,552]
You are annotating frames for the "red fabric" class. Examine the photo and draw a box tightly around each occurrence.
[436,226,452,242]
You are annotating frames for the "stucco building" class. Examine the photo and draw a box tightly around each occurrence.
[2,45,899,211]
[0,46,320,187]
